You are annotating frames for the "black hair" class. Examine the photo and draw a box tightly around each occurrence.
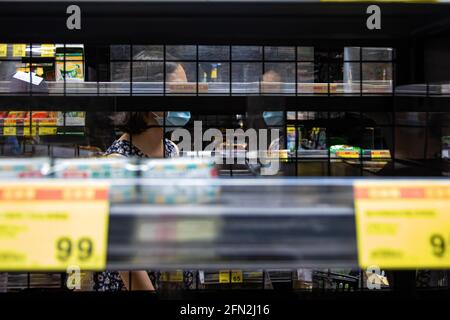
[112,112,153,135]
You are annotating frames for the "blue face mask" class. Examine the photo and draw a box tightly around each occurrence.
[153,112,191,128]
[263,111,284,126]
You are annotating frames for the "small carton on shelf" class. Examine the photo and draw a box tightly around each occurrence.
[139,157,219,204]
[0,158,50,178]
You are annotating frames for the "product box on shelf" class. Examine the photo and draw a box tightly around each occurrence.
[52,157,220,204]
[139,157,219,204]
[0,158,50,178]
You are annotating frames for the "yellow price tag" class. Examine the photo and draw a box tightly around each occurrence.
[219,270,230,283]
[13,44,26,57]
[40,44,55,57]
[354,180,450,269]
[231,270,243,283]
[23,127,37,137]
[170,270,184,282]
[0,44,7,57]
[336,151,360,159]
[3,126,17,136]
[0,181,110,271]
[38,127,57,136]
[159,272,169,282]
[371,150,391,159]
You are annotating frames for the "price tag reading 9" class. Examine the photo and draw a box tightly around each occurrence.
[354,181,450,269]
[430,234,448,258]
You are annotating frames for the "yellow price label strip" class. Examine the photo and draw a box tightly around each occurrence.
[231,270,243,283]
[219,270,230,283]
[3,126,17,136]
[0,181,110,271]
[160,272,169,282]
[170,270,184,282]
[40,44,55,57]
[13,44,26,57]
[371,150,391,159]
[354,180,450,269]
[0,44,7,57]
[336,151,360,159]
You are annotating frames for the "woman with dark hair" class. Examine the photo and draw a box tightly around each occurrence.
[92,49,190,292]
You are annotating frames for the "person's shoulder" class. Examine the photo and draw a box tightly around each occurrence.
[164,139,179,157]
[105,139,132,157]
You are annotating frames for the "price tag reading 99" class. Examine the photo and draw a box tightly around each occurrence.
[354,181,450,269]
[0,181,110,271]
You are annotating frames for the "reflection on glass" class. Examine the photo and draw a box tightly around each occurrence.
[198,62,230,93]
[232,46,262,60]
[362,63,392,93]
[232,62,262,94]
[362,47,393,61]
[262,63,295,94]
[132,45,163,60]
[110,45,130,60]
[166,45,196,60]
[344,47,360,61]
[297,47,314,61]
[166,62,197,94]
[264,46,295,61]
[199,46,229,60]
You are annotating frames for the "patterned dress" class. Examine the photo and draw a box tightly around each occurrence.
[93,138,178,292]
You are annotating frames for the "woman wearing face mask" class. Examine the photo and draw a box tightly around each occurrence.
[91,49,191,292]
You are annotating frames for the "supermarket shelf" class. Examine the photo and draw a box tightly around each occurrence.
[106,178,357,270]
[0,88,449,112]
[1,95,449,112]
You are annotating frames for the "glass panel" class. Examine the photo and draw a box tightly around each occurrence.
[132,61,164,95]
[110,45,130,60]
[166,45,196,60]
[262,63,295,94]
[396,112,427,126]
[363,112,393,126]
[362,47,393,61]
[0,61,30,94]
[105,62,130,95]
[395,127,426,159]
[132,45,164,60]
[231,62,262,94]
[199,46,229,60]
[198,62,230,94]
[338,62,360,94]
[344,47,360,61]
[264,46,295,61]
[297,47,314,61]
[110,62,130,82]
[441,127,450,160]
[329,49,344,61]
[166,61,197,94]
[362,63,393,93]
[232,46,262,61]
